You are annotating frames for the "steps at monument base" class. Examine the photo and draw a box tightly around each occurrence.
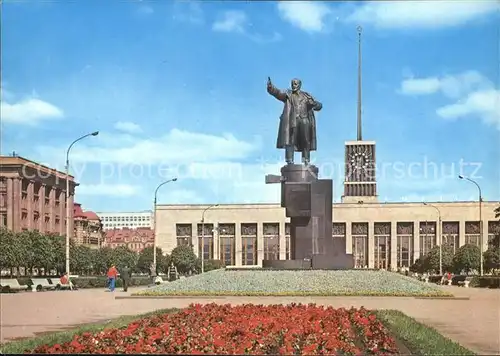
[262,254,355,270]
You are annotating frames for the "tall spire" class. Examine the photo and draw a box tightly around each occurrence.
[356,26,363,141]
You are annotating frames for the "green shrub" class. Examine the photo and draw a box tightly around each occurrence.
[16,276,152,289]
[203,259,225,272]
[470,276,500,289]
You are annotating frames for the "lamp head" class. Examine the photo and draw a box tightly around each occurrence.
[458,175,464,179]
[91,131,99,136]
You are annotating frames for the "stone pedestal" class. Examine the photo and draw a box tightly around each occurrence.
[264,164,354,269]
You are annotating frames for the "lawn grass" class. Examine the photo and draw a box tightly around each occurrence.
[2,308,475,355]
[0,308,179,354]
[376,310,475,355]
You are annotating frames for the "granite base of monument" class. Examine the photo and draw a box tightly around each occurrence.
[264,163,354,270]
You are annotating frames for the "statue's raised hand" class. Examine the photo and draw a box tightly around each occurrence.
[267,77,272,89]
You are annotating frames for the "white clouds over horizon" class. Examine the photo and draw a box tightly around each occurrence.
[113,121,142,134]
[275,1,498,33]
[36,128,261,165]
[400,71,500,129]
[78,183,140,197]
[1,96,64,125]
[277,1,332,33]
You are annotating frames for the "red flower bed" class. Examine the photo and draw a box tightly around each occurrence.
[27,304,400,355]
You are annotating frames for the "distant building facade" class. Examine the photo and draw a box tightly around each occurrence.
[0,155,77,235]
[97,211,153,230]
[103,227,154,253]
[73,203,104,248]
[155,201,500,269]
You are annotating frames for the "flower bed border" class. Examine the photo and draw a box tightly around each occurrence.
[0,308,474,355]
[133,290,454,297]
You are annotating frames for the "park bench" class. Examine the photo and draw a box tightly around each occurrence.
[458,277,473,288]
[31,278,57,292]
[0,279,29,293]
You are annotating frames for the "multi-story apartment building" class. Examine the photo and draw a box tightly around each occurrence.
[103,227,154,253]
[73,203,104,248]
[0,155,77,235]
[97,211,153,230]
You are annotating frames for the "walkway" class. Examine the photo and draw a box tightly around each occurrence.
[1,287,499,354]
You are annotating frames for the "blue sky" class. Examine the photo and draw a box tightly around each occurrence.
[2,0,499,212]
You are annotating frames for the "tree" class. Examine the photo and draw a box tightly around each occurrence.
[170,245,198,274]
[31,231,56,274]
[48,234,66,275]
[409,257,426,273]
[453,244,481,274]
[0,229,19,272]
[137,247,169,274]
[91,247,114,275]
[17,230,37,275]
[70,243,93,275]
[424,245,454,274]
[483,248,500,273]
[111,246,138,271]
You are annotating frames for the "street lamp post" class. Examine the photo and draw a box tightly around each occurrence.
[65,131,99,276]
[459,175,483,276]
[423,202,442,275]
[153,178,178,270]
[201,204,219,273]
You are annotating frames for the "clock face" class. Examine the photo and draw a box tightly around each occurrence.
[349,148,373,173]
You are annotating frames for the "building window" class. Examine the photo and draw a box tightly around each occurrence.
[197,223,214,261]
[442,222,459,253]
[397,222,414,268]
[219,223,235,266]
[263,223,280,260]
[419,221,436,256]
[374,222,391,270]
[285,223,291,260]
[488,221,500,246]
[241,223,257,265]
[465,221,481,246]
[352,223,368,268]
[0,213,7,227]
[175,224,192,247]
[333,222,346,256]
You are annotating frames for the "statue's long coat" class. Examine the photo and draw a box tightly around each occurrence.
[268,85,321,152]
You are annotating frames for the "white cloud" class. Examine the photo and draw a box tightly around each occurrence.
[77,183,139,197]
[277,1,331,33]
[1,97,64,125]
[346,1,499,30]
[37,128,260,165]
[113,121,142,134]
[400,71,487,98]
[436,89,500,126]
[400,71,500,129]
[172,0,204,24]
[212,10,247,33]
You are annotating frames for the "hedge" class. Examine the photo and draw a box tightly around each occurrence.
[469,276,500,289]
[16,276,153,289]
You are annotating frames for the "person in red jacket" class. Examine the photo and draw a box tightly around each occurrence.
[107,264,118,292]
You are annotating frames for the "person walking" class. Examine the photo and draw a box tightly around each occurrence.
[120,265,131,292]
[107,264,118,292]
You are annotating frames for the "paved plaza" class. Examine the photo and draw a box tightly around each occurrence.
[1,287,499,355]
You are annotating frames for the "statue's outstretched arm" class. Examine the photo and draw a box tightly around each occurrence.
[267,78,287,102]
